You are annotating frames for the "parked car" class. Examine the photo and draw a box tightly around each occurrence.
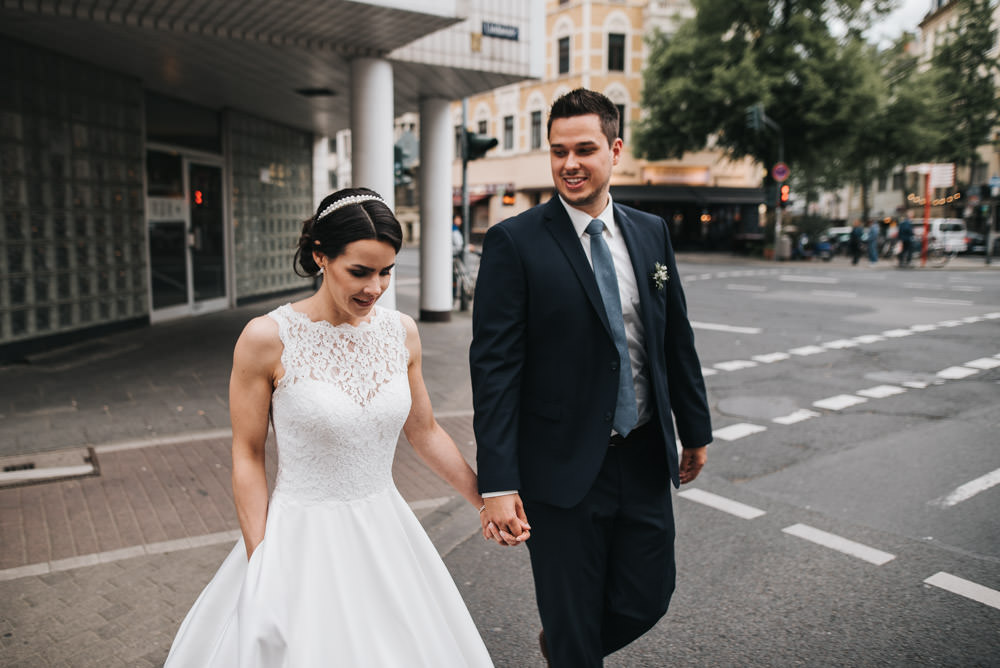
[822,226,853,255]
[910,218,968,253]
[962,231,1000,255]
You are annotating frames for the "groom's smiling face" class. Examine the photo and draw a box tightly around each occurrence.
[548,113,622,218]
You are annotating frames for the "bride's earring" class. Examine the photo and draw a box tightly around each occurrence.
[318,265,325,275]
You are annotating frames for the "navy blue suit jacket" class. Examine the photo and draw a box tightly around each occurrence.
[470,197,712,508]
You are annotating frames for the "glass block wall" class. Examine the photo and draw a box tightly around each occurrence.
[229,111,313,300]
[0,39,146,345]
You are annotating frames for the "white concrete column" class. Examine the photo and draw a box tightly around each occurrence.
[350,57,396,310]
[312,135,330,212]
[418,97,455,322]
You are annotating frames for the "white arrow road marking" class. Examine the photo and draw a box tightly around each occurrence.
[782,524,895,565]
[924,573,1000,610]
[678,489,766,519]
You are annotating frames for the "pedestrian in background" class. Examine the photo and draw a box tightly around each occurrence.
[470,88,712,667]
[166,188,493,667]
[898,210,915,267]
[849,219,864,265]
[866,219,880,265]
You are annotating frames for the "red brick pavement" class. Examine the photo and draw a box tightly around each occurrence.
[0,414,477,574]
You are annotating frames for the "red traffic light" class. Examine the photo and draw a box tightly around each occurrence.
[779,184,790,205]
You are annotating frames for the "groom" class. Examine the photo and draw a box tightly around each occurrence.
[470,88,712,667]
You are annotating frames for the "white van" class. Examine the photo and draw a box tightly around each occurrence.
[912,218,968,253]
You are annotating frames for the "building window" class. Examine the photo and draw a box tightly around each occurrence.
[558,36,570,74]
[530,110,543,150]
[503,115,515,150]
[608,33,626,71]
[478,120,488,135]
[615,104,626,139]
[892,171,904,191]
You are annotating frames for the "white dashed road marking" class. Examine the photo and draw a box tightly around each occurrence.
[936,366,979,380]
[856,385,907,399]
[882,329,914,338]
[779,275,839,284]
[690,322,763,334]
[823,339,858,349]
[924,573,1000,610]
[678,489,766,519]
[813,394,867,411]
[930,468,1000,508]
[810,290,857,299]
[964,357,1000,370]
[782,524,895,565]
[789,345,826,356]
[714,360,758,372]
[852,334,886,344]
[726,284,767,292]
[712,423,767,442]
[772,409,820,425]
[752,352,791,363]
[915,297,974,306]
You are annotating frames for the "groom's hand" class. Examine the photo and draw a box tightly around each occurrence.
[483,493,531,546]
[679,446,707,484]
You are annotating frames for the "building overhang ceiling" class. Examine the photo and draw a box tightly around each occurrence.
[0,1,531,136]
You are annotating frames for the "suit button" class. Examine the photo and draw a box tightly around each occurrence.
[604,412,612,421]
[610,362,618,371]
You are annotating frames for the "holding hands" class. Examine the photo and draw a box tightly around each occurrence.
[481,494,531,546]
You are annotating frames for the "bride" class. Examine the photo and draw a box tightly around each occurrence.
[165,188,502,666]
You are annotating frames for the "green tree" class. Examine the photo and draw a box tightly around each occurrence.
[635,0,893,178]
[928,0,1000,175]
[827,34,945,220]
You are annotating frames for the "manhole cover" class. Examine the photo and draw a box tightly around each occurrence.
[0,447,99,488]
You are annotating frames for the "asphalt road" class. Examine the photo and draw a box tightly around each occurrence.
[448,256,1000,667]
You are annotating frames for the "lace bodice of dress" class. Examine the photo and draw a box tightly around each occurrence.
[267,304,411,504]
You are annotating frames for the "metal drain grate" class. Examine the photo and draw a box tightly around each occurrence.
[0,447,99,488]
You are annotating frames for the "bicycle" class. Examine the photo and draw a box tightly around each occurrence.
[924,238,957,268]
[452,254,476,307]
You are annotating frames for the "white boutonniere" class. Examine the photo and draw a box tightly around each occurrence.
[650,262,669,291]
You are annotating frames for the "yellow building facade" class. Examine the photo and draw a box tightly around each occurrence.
[455,0,765,250]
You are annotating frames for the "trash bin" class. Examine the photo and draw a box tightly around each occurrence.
[778,234,792,260]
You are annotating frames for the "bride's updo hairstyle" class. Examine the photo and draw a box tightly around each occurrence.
[294,187,403,277]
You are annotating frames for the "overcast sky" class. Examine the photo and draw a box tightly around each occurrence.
[868,0,932,45]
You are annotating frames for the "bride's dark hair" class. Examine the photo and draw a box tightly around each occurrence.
[294,187,403,277]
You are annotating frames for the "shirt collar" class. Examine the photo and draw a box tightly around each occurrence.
[559,194,616,239]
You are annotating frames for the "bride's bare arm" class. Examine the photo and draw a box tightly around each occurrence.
[230,316,281,559]
[399,315,489,531]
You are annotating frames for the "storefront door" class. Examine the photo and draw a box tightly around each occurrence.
[146,149,228,321]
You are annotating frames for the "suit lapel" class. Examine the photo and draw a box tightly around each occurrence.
[541,198,612,336]
[615,205,663,337]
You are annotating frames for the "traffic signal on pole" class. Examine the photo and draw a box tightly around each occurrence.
[745,104,762,131]
[779,184,790,207]
[463,129,498,162]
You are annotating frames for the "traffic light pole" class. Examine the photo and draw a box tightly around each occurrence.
[746,104,784,261]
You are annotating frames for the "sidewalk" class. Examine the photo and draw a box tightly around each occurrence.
[0,253,487,665]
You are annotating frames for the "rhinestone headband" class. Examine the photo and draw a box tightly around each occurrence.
[317,194,385,221]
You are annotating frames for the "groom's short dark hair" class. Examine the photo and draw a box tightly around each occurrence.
[547,88,620,148]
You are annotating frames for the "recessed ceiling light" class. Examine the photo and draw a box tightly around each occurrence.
[295,88,336,97]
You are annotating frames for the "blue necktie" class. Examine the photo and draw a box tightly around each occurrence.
[585,219,638,436]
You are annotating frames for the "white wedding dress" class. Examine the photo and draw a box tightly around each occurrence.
[165,304,493,667]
